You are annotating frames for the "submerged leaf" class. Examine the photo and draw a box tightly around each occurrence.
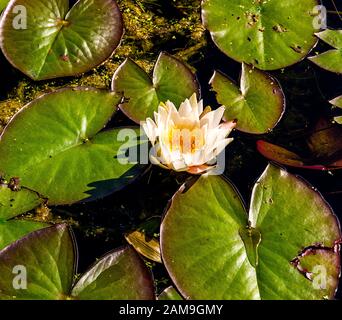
[257,140,342,170]
[125,230,162,263]
[257,118,342,170]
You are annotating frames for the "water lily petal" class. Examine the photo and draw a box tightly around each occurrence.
[150,154,170,170]
[178,98,193,118]
[171,158,188,171]
[187,165,213,174]
[189,93,202,117]
[191,149,206,166]
[142,118,158,144]
[200,106,225,129]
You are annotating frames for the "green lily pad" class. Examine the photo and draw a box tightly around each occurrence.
[334,116,342,124]
[0,0,9,12]
[291,247,340,291]
[309,30,342,74]
[0,224,155,300]
[0,185,46,250]
[0,0,123,80]
[71,246,155,300]
[0,185,43,221]
[330,95,342,109]
[210,63,285,134]
[202,0,319,70]
[158,286,183,300]
[0,87,147,205]
[160,165,341,299]
[330,97,342,124]
[112,52,200,123]
[0,219,47,252]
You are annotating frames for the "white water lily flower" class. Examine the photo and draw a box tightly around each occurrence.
[142,93,236,174]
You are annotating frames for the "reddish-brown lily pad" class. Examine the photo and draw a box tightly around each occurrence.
[257,118,342,170]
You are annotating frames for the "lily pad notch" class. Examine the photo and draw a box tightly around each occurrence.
[112,52,200,123]
[210,63,285,134]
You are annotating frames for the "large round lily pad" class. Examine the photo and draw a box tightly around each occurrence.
[0,87,147,205]
[210,63,285,134]
[202,0,319,70]
[161,165,341,299]
[0,0,123,80]
[112,52,200,123]
[309,29,342,74]
[0,224,155,300]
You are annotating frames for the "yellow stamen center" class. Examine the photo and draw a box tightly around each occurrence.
[166,126,205,153]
